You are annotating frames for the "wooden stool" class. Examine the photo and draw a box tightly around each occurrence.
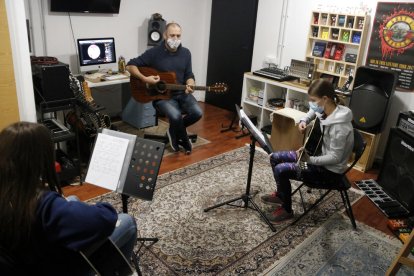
[386,229,414,275]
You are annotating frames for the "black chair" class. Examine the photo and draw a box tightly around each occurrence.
[79,238,136,276]
[291,128,367,229]
[0,246,22,275]
[143,101,198,144]
[1,239,139,276]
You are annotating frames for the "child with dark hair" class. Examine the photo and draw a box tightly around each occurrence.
[0,122,137,275]
[261,79,354,223]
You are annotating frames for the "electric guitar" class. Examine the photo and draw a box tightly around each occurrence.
[130,67,228,103]
[298,118,324,164]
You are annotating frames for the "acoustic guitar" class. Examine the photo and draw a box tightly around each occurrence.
[297,118,324,166]
[130,67,228,103]
[80,238,134,276]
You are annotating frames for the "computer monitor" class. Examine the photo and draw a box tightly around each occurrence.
[77,37,116,73]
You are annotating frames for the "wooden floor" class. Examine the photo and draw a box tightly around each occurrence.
[63,102,393,236]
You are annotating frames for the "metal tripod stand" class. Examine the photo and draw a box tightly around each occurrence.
[203,136,276,232]
[121,194,158,276]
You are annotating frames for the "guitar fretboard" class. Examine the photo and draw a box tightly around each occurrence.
[164,84,209,91]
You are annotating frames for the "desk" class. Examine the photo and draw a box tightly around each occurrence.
[86,77,130,88]
[85,74,156,128]
[85,75,131,118]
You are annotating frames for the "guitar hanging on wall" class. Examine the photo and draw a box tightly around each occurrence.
[130,67,228,103]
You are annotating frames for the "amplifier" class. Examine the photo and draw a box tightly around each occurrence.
[32,62,74,104]
[397,111,414,138]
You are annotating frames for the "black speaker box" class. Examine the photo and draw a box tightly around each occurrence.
[32,62,74,104]
[378,128,414,214]
[349,66,397,134]
[147,14,166,46]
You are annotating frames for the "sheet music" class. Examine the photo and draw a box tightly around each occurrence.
[101,128,137,194]
[239,109,266,145]
[85,133,129,190]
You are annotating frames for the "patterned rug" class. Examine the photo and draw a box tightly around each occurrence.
[263,213,414,276]
[112,120,210,155]
[89,146,362,275]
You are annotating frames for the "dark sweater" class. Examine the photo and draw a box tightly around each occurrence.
[16,191,118,275]
[127,43,195,89]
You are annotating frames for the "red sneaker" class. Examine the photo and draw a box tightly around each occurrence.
[266,206,294,223]
[261,192,283,206]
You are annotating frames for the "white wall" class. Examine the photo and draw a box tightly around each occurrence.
[6,0,36,122]
[253,0,414,159]
[13,0,414,159]
[26,0,212,101]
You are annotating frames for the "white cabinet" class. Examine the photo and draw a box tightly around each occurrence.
[241,73,308,130]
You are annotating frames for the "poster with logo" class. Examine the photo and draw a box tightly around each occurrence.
[366,2,414,91]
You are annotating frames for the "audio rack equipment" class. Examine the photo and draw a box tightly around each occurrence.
[397,111,414,138]
[288,59,315,82]
[253,66,295,82]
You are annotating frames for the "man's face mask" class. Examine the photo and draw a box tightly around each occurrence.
[167,38,181,50]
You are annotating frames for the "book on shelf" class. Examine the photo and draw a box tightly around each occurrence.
[313,42,327,57]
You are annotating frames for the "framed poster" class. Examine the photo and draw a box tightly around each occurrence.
[366,2,414,91]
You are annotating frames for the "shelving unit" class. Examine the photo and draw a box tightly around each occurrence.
[241,73,379,171]
[241,73,308,131]
[306,11,370,88]
[38,99,82,185]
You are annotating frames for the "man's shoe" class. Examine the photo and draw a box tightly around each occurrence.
[166,129,179,152]
[261,192,283,206]
[265,207,294,224]
[178,136,192,155]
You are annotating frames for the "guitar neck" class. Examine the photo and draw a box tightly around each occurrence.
[165,84,209,91]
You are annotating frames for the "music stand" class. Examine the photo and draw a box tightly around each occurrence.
[204,105,276,232]
[118,136,164,276]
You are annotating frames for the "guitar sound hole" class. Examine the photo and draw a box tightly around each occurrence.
[156,81,167,92]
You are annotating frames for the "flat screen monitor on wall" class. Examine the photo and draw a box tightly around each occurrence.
[77,37,116,73]
[50,0,121,14]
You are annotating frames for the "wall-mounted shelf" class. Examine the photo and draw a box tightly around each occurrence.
[307,11,370,89]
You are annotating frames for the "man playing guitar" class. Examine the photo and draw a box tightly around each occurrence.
[126,22,202,154]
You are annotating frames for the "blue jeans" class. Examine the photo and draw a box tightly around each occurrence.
[66,196,137,260]
[154,92,202,140]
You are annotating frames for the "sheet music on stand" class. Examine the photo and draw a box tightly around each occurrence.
[236,105,274,154]
[85,128,165,200]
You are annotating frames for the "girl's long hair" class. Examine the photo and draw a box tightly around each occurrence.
[0,122,59,251]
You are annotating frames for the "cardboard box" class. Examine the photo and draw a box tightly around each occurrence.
[270,108,306,151]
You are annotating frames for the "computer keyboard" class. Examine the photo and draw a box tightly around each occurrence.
[84,72,105,80]
[104,74,129,81]
[253,67,295,81]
